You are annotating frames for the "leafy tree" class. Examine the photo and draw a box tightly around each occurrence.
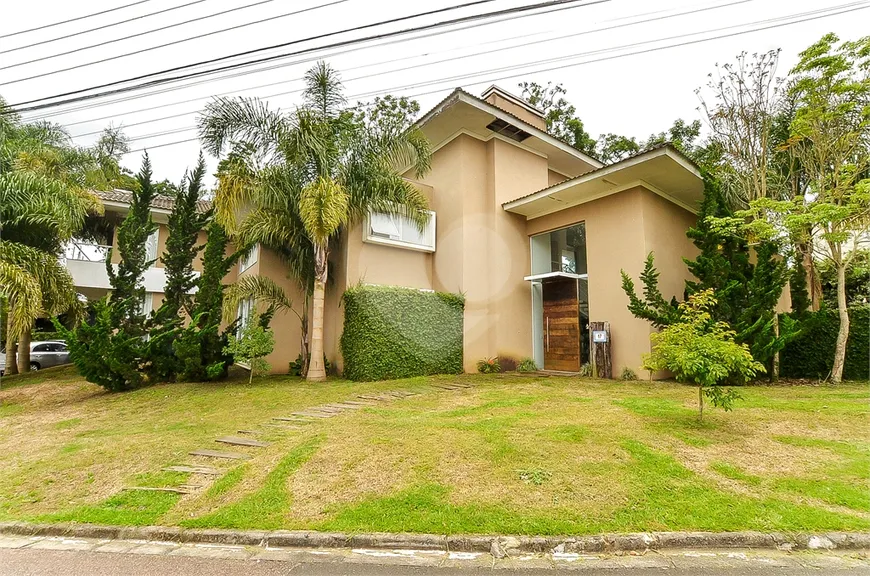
[174,221,240,382]
[789,254,812,317]
[620,253,679,328]
[63,155,157,391]
[643,290,764,422]
[737,34,870,383]
[0,97,101,374]
[224,320,275,384]
[595,133,639,164]
[818,249,870,306]
[148,155,210,381]
[199,61,431,381]
[518,81,597,155]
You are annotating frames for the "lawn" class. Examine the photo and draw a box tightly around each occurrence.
[0,367,867,535]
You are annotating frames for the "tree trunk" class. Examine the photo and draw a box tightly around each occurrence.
[4,313,18,376]
[306,244,328,382]
[698,385,704,423]
[300,296,310,378]
[831,262,850,384]
[18,328,31,373]
[803,248,822,312]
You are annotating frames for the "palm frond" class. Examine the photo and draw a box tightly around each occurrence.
[222,275,296,324]
[303,61,346,119]
[198,96,289,159]
[299,176,348,243]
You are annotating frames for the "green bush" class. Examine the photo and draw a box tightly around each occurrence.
[341,285,464,381]
[477,357,501,374]
[516,358,538,373]
[620,367,638,381]
[780,306,869,380]
[32,331,63,342]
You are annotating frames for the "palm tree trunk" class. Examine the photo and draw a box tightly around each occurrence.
[306,243,328,382]
[18,328,31,373]
[831,262,849,384]
[4,313,19,376]
[300,296,310,378]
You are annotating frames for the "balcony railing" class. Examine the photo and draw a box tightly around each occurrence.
[64,242,110,262]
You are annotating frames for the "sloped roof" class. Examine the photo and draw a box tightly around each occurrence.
[415,87,603,170]
[503,143,700,205]
[96,189,212,213]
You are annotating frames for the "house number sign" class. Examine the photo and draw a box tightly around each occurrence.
[592,330,608,343]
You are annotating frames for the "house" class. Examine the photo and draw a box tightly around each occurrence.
[65,85,735,378]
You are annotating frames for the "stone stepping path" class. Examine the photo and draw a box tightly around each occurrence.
[189,449,250,460]
[215,436,270,448]
[163,465,223,476]
[123,486,196,495]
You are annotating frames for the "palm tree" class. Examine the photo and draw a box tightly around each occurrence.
[198,62,431,381]
[1,98,101,373]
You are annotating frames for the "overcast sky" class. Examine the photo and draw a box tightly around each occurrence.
[1,0,867,186]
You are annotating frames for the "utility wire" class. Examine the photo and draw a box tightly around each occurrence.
[1,0,346,71]
[66,0,753,139]
[112,2,869,154]
[24,0,597,121]
[5,0,600,109]
[0,0,153,39]
[2,0,237,57]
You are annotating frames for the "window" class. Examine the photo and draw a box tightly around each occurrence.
[237,297,254,332]
[139,293,153,317]
[239,244,259,273]
[364,211,436,252]
[32,344,51,353]
[145,230,159,264]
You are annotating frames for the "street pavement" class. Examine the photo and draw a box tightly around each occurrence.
[1,534,868,575]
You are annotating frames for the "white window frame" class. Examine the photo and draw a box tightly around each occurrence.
[144,229,159,266]
[239,244,259,273]
[236,297,254,334]
[363,210,436,253]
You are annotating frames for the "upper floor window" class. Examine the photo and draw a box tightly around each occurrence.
[364,211,436,252]
[237,297,254,333]
[239,244,259,273]
[145,230,159,265]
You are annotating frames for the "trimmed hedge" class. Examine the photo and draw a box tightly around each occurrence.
[780,306,869,380]
[341,285,464,381]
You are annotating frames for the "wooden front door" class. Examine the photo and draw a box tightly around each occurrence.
[543,278,580,372]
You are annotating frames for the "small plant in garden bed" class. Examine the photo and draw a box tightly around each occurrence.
[477,357,501,374]
[620,367,638,381]
[579,363,593,377]
[516,358,538,373]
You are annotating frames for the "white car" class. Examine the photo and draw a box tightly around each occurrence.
[0,341,70,375]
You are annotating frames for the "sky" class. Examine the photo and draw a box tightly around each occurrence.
[1,0,867,186]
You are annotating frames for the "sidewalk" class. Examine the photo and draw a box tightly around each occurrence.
[1,531,869,573]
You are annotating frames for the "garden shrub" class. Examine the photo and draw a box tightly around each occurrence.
[477,357,501,374]
[341,285,464,381]
[620,367,638,381]
[780,306,869,380]
[516,358,538,373]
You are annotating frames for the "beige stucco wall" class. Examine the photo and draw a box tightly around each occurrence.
[483,92,546,131]
[252,247,306,374]
[527,187,656,378]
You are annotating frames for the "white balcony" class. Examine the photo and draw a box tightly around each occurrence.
[63,242,172,293]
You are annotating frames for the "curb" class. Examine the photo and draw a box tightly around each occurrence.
[1,522,868,553]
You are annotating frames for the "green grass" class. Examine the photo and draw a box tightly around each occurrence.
[1,368,868,534]
[181,437,321,530]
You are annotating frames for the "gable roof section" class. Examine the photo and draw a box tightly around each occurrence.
[502,144,704,219]
[96,189,212,214]
[415,88,602,173]
[480,84,546,118]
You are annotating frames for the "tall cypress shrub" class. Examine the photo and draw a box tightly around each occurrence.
[62,155,156,391]
[148,155,210,381]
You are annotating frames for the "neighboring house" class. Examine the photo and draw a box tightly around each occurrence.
[65,85,777,378]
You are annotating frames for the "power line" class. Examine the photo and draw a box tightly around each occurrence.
[67,0,753,139]
[114,2,870,154]
[1,0,347,72]
[2,0,225,56]
[5,0,601,110]
[0,0,153,39]
[24,0,589,121]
